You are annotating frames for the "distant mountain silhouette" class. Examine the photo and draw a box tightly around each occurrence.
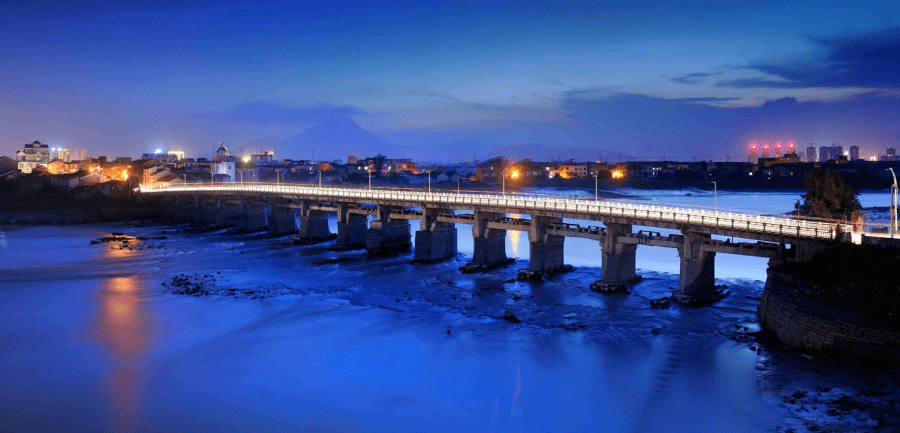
[243,118,401,162]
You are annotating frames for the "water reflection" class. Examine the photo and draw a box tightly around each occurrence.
[92,275,153,431]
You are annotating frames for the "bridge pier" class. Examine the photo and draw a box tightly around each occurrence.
[518,216,567,280]
[294,202,332,241]
[240,201,268,232]
[672,231,718,304]
[600,223,638,286]
[462,211,510,272]
[413,208,457,263]
[266,201,297,236]
[332,203,368,249]
[365,205,411,255]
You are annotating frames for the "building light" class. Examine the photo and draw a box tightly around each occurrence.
[611,170,624,179]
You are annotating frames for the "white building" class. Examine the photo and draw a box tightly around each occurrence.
[16,140,51,173]
[213,143,236,181]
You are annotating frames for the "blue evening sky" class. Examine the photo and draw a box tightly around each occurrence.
[2,1,899,161]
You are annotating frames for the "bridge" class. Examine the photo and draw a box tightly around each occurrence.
[140,182,865,303]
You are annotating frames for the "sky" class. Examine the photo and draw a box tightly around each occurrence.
[2,0,900,162]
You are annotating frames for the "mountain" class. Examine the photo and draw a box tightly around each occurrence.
[243,118,402,162]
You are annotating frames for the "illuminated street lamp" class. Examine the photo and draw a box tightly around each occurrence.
[889,168,898,237]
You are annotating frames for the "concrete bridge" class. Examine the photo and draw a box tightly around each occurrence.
[141,182,860,304]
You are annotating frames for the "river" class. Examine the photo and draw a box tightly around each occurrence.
[0,189,896,432]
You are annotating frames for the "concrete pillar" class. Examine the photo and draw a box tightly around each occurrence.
[294,201,332,241]
[266,201,297,236]
[413,208,457,263]
[518,216,566,280]
[243,206,267,232]
[366,205,411,255]
[462,211,509,271]
[216,202,245,228]
[673,231,717,304]
[333,203,368,249]
[600,223,637,284]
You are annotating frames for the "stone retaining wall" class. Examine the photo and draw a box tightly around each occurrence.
[758,273,900,359]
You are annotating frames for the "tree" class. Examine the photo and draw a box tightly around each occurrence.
[371,154,386,177]
[800,168,860,219]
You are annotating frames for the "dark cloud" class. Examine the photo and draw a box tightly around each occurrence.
[717,26,900,89]
[200,102,367,124]
[670,72,723,85]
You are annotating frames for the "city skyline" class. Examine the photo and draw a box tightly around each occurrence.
[3,1,900,162]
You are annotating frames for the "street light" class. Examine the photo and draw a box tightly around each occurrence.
[427,172,431,194]
[368,170,372,190]
[594,172,599,201]
[711,181,717,214]
[889,168,898,237]
[318,170,322,187]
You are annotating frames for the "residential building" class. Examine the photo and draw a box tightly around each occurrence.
[849,146,860,161]
[15,140,51,173]
[806,146,816,163]
[887,148,897,161]
[819,145,844,162]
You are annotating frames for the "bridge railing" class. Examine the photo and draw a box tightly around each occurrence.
[140,182,851,240]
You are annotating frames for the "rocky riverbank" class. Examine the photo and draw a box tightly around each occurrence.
[758,244,900,360]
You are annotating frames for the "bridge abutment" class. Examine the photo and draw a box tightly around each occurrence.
[413,208,457,263]
[365,205,411,255]
[600,223,638,286]
[673,231,718,304]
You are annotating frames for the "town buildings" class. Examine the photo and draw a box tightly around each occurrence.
[15,141,51,173]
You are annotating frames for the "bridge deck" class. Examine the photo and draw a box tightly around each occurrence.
[143,183,851,242]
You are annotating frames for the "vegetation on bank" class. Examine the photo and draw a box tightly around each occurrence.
[772,243,900,329]
[799,169,861,219]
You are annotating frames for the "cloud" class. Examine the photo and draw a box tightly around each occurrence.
[199,102,367,124]
[670,72,723,85]
[717,26,900,89]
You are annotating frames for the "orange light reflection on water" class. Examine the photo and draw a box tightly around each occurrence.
[92,275,154,431]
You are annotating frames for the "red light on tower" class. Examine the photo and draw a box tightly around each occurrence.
[750,142,757,151]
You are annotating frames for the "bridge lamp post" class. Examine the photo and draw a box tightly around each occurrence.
[594,173,599,201]
[889,168,898,237]
[318,170,322,188]
[368,170,372,190]
[427,172,431,194]
[711,181,717,214]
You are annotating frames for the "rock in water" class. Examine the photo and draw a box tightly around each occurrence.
[503,310,521,324]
